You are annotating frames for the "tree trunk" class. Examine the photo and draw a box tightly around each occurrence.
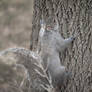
[30,0,92,92]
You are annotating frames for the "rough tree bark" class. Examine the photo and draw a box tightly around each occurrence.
[30,0,92,92]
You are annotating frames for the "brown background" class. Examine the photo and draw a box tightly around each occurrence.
[0,0,33,51]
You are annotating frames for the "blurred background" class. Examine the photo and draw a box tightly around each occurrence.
[0,0,33,51]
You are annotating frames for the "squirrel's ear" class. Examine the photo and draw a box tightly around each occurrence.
[54,17,59,31]
[40,19,46,25]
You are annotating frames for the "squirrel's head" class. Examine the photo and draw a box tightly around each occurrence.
[44,16,59,31]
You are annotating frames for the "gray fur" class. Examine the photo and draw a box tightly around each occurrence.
[38,19,75,88]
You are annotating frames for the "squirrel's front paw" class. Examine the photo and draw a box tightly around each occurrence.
[70,36,75,42]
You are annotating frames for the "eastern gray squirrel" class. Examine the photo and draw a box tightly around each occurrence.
[38,18,75,88]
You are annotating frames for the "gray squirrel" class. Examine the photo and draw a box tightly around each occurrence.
[37,17,75,89]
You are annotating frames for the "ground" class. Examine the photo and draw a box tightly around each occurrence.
[0,0,33,51]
